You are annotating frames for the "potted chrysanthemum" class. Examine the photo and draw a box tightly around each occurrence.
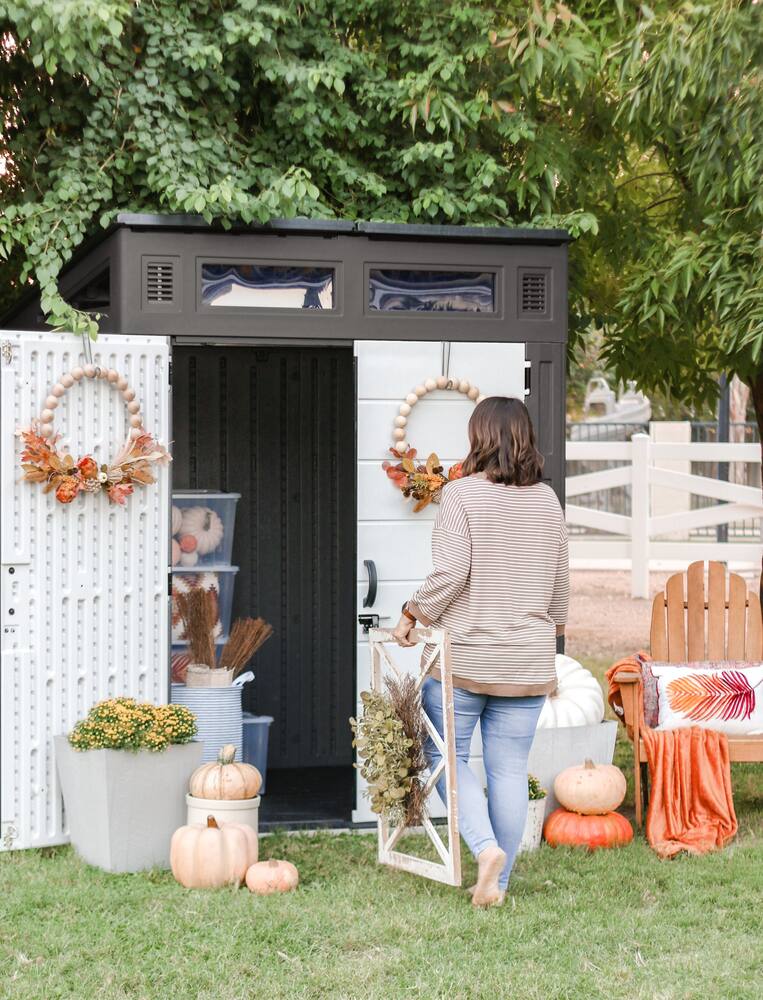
[54,698,202,873]
[518,775,547,854]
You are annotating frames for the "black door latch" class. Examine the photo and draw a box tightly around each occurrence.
[358,614,380,634]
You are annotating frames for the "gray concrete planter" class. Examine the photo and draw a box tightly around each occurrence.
[527,720,618,816]
[54,737,203,873]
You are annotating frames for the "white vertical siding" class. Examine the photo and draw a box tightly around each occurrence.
[1,332,170,850]
[354,339,526,821]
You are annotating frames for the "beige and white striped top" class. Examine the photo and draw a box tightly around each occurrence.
[408,474,569,696]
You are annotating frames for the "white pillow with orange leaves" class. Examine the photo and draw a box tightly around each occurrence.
[652,663,763,735]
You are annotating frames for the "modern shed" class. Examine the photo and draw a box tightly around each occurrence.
[1,215,569,844]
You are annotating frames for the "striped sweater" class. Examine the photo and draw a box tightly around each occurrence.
[408,473,569,696]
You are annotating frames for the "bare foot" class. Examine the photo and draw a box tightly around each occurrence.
[471,845,507,907]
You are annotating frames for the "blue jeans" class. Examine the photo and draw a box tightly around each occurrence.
[421,677,545,890]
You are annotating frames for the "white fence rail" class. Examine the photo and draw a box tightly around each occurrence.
[566,434,763,597]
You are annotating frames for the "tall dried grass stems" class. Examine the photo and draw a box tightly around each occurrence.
[385,673,427,828]
[175,589,217,667]
[220,617,273,678]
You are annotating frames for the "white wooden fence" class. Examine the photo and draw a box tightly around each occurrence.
[566,433,763,598]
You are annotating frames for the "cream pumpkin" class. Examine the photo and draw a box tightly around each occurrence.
[172,505,183,535]
[536,655,605,729]
[170,815,258,888]
[180,506,225,556]
[553,759,627,815]
[246,859,299,895]
[189,744,262,800]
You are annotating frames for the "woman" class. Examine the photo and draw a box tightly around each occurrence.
[393,396,568,908]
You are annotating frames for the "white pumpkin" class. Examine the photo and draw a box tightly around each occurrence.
[536,655,605,729]
[181,506,225,556]
[172,505,183,535]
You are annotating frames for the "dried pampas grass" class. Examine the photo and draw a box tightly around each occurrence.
[175,589,217,667]
[220,617,273,678]
[385,673,427,828]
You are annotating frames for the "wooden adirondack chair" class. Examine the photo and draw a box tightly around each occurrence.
[614,561,763,828]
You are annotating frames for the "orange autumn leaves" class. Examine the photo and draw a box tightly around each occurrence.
[382,447,463,512]
[19,423,170,506]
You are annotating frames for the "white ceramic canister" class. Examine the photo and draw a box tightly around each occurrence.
[186,793,261,835]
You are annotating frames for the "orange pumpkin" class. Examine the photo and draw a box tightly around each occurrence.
[245,859,299,895]
[543,808,633,850]
[189,744,262,800]
[553,759,627,815]
[170,815,258,888]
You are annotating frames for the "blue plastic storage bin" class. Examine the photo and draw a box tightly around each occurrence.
[242,714,273,794]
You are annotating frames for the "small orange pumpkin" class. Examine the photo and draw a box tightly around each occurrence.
[246,859,299,895]
[544,808,633,850]
[553,759,626,815]
[189,744,262,800]
[170,815,258,888]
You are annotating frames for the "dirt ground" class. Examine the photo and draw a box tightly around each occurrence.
[565,570,669,665]
[566,567,759,664]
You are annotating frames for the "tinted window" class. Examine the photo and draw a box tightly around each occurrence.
[369,269,494,312]
[201,263,334,309]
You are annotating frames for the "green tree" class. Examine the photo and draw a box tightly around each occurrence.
[601,1,763,437]
[0,0,617,337]
[1,1,761,441]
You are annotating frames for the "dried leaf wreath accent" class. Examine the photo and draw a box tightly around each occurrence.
[18,365,170,505]
[382,376,482,512]
[383,448,464,512]
[350,674,427,827]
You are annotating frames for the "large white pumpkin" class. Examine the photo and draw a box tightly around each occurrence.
[536,655,605,729]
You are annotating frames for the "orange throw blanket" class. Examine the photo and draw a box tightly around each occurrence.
[606,654,737,858]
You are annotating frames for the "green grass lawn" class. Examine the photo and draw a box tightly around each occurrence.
[2,658,761,1000]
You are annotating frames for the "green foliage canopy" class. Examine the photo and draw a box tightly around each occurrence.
[0,0,761,422]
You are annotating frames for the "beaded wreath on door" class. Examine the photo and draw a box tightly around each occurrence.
[18,363,170,505]
[382,376,484,512]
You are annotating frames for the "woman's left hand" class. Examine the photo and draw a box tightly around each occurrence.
[392,614,416,647]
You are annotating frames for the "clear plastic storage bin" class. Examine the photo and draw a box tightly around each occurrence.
[171,566,239,644]
[171,491,240,567]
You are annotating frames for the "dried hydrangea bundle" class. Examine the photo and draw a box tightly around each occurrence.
[350,675,426,828]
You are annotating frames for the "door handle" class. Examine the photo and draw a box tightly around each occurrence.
[363,559,377,608]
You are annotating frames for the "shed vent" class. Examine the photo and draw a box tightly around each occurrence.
[142,255,180,312]
[146,261,174,302]
[520,271,547,314]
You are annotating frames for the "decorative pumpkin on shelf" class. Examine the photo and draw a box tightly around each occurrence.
[189,745,262,800]
[172,505,183,535]
[170,815,258,888]
[536,655,605,729]
[543,808,633,850]
[554,759,627,816]
[181,506,225,556]
[246,859,299,895]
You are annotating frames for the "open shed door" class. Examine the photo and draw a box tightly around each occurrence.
[1,332,171,850]
[354,340,526,822]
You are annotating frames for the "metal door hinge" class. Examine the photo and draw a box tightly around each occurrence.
[1,341,13,366]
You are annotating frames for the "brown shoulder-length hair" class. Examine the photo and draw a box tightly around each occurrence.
[461,397,544,486]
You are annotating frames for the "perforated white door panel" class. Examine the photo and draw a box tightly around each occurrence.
[1,332,171,850]
[353,339,525,822]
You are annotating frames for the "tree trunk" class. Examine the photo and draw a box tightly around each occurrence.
[746,371,763,612]
[729,375,751,483]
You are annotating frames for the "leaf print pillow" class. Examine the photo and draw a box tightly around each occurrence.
[653,664,763,735]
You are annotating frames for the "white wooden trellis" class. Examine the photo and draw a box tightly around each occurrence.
[368,627,461,887]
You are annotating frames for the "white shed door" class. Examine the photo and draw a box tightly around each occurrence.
[1,332,171,850]
[354,340,526,822]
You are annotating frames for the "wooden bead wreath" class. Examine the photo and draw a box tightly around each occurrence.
[382,376,485,512]
[18,364,171,505]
